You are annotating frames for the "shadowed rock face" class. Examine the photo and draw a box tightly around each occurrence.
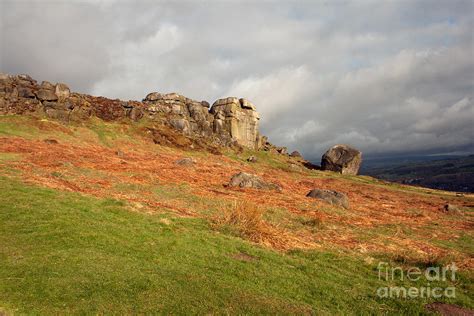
[0,73,262,149]
[321,144,362,175]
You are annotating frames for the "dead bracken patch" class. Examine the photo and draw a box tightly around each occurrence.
[213,201,310,250]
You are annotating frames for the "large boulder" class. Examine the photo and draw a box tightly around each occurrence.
[290,151,302,158]
[143,92,162,102]
[17,87,35,98]
[321,144,362,175]
[228,172,281,191]
[40,81,55,90]
[35,89,58,101]
[306,189,349,209]
[55,83,70,100]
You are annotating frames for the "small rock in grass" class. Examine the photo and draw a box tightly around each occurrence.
[115,150,125,158]
[228,172,281,191]
[247,156,258,163]
[306,188,349,209]
[443,203,459,213]
[175,157,196,167]
[44,139,58,144]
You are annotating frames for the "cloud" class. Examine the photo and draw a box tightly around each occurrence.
[1,0,473,160]
[226,66,315,121]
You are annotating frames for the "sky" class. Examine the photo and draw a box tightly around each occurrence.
[1,0,473,160]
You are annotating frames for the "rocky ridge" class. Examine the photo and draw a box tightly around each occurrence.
[0,73,363,175]
[0,73,262,149]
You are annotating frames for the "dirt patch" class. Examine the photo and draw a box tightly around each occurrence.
[231,252,258,262]
[425,302,474,316]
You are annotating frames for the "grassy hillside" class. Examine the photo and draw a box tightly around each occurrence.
[0,115,473,314]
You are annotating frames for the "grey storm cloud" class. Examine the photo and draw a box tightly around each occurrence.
[1,0,473,160]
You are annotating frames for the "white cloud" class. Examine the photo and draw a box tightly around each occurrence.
[1,0,473,159]
[226,66,315,121]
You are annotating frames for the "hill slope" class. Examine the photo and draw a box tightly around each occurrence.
[362,155,474,193]
[0,115,473,314]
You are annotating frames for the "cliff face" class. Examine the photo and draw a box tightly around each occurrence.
[0,73,262,149]
[209,97,260,149]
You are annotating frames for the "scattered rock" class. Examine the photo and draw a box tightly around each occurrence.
[425,302,474,316]
[443,203,460,213]
[288,163,303,172]
[290,151,302,158]
[306,189,349,209]
[115,150,125,158]
[175,157,196,167]
[228,172,281,191]
[43,139,58,144]
[35,89,58,102]
[321,144,362,175]
[247,156,258,163]
[276,147,287,155]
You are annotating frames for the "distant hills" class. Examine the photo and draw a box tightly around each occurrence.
[361,155,474,193]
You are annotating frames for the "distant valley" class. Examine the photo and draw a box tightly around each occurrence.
[361,155,474,193]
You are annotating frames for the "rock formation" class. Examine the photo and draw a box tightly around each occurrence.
[0,73,262,149]
[209,97,260,149]
[321,144,362,175]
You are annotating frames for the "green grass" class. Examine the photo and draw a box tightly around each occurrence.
[224,148,292,171]
[0,153,21,162]
[1,176,473,314]
[0,115,41,138]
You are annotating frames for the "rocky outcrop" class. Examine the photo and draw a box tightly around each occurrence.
[210,97,260,149]
[321,144,362,175]
[0,73,263,150]
[306,189,349,209]
[143,92,214,138]
[259,136,288,155]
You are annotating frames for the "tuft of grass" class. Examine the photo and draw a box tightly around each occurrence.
[0,153,21,162]
[213,201,288,248]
